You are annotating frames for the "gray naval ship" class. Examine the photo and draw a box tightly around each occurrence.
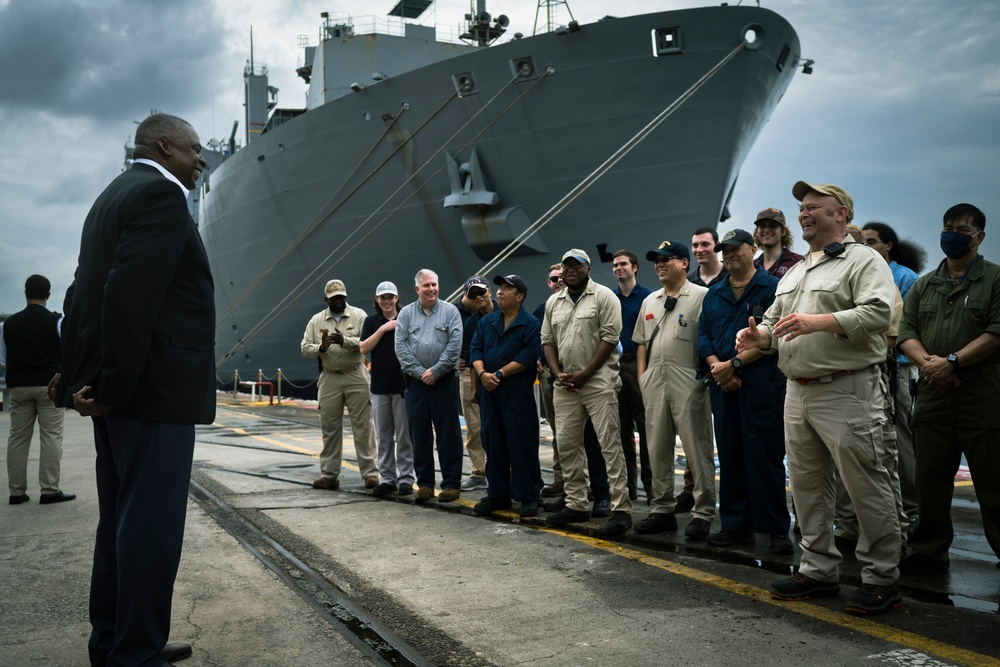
[196,1,801,390]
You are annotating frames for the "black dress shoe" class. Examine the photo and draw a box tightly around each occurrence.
[9,494,30,505]
[39,491,76,504]
[163,642,193,662]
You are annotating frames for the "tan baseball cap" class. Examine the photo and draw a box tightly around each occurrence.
[324,279,347,297]
[792,181,855,222]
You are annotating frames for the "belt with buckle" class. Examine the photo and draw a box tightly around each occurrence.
[794,369,853,385]
[325,364,360,375]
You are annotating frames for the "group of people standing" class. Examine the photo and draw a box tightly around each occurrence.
[301,180,998,620]
[4,105,995,664]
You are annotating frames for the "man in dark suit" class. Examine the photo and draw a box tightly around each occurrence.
[57,113,212,667]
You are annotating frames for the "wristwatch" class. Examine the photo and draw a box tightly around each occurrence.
[730,357,743,371]
[947,354,962,378]
[495,370,504,380]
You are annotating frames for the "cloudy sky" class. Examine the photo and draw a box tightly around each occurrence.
[1,0,997,316]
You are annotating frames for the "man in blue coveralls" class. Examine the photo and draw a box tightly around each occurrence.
[697,229,793,555]
[470,275,544,517]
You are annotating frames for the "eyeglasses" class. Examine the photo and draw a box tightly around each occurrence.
[468,288,487,298]
[547,276,561,283]
[561,262,587,271]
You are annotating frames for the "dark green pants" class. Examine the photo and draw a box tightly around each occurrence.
[910,376,1000,562]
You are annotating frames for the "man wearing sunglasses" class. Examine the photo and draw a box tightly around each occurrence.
[458,275,496,491]
[633,240,715,540]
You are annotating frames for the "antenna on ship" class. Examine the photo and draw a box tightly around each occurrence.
[244,26,275,144]
[534,0,575,35]
[460,0,509,47]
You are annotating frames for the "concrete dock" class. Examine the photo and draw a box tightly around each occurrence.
[1,394,998,666]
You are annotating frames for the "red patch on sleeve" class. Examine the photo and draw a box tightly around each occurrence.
[645,313,654,320]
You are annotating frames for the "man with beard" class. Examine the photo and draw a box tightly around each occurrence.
[753,208,804,278]
[301,279,379,490]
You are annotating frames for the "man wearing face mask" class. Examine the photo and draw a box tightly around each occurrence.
[897,203,1000,575]
[301,279,379,490]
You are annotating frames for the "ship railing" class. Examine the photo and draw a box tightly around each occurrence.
[314,12,468,46]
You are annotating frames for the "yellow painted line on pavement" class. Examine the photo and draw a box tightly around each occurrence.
[210,417,319,457]
[540,530,999,667]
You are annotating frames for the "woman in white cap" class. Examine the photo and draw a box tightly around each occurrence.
[360,282,414,496]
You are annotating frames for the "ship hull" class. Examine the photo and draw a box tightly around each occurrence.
[200,6,800,388]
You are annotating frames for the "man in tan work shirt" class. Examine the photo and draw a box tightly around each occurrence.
[301,279,379,490]
[541,248,632,536]
[737,181,900,616]
[632,240,715,539]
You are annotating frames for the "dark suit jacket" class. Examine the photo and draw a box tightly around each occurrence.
[60,163,216,424]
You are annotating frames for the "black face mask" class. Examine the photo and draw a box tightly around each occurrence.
[940,231,977,260]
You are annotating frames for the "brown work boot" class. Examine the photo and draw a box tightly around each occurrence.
[364,476,379,489]
[438,488,460,503]
[312,476,340,490]
[414,486,435,503]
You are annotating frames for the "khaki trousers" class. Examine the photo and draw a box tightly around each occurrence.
[785,368,900,586]
[459,372,486,478]
[553,385,630,513]
[639,365,716,520]
[317,367,377,479]
[7,386,65,495]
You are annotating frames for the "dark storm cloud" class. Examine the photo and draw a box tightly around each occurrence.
[0,0,226,120]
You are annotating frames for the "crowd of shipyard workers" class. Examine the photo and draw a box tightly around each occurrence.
[300,180,1000,618]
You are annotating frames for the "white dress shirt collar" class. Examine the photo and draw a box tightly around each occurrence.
[133,158,188,195]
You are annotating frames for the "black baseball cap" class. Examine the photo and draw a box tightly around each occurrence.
[493,274,528,297]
